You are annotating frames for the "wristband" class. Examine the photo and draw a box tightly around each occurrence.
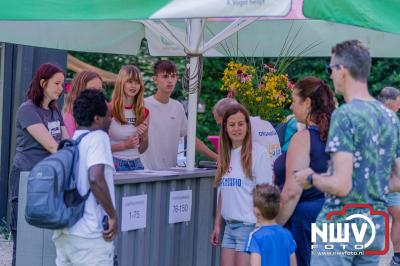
[307,173,314,186]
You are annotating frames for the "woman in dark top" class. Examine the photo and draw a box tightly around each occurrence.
[9,63,69,266]
[275,76,336,266]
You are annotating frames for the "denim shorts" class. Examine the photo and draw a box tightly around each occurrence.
[221,220,255,251]
[113,157,144,171]
[387,192,400,207]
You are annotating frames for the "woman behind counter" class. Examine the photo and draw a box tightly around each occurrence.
[109,65,149,171]
[9,63,69,266]
[62,70,103,137]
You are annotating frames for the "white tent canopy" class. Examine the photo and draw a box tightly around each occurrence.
[1,0,400,169]
[1,19,400,57]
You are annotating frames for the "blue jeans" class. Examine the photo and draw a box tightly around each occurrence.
[113,157,144,171]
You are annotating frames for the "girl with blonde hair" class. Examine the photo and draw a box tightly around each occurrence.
[109,65,149,171]
[63,70,103,136]
[210,103,272,266]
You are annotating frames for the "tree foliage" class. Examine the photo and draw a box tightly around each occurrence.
[69,42,400,158]
[69,40,186,99]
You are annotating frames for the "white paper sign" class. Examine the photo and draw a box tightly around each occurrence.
[121,195,147,232]
[168,190,192,224]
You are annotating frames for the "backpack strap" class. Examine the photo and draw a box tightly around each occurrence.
[57,131,91,150]
[82,189,91,200]
[67,131,93,190]
[73,131,98,199]
[60,131,95,203]
[74,131,91,144]
[76,131,100,201]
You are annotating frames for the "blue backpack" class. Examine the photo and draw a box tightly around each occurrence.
[25,132,91,229]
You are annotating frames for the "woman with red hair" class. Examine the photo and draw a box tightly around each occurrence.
[276,76,336,266]
[9,63,69,266]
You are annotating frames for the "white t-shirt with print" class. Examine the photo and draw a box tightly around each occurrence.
[250,116,281,162]
[140,96,187,170]
[220,143,272,224]
[58,129,116,239]
[109,108,140,160]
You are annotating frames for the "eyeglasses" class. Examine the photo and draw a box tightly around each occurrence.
[325,64,341,75]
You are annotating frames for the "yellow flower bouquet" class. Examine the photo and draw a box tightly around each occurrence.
[221,61,293,123]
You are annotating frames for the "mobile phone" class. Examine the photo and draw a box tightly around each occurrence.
[102,215,109,230]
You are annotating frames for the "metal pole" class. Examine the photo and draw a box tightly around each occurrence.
[186,19,202,170]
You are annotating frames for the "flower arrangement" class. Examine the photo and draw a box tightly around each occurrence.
[221,61,294,123]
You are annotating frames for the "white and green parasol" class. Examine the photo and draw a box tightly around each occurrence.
[0,0,399,169]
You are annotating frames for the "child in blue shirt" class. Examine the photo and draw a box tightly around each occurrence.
[245,184,297,266]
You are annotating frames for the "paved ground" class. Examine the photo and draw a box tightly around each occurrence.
[0,236,12,266]
[0,237,394,266]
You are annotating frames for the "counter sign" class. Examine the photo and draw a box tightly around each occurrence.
[121,195,147,231]
[168,190,192,224]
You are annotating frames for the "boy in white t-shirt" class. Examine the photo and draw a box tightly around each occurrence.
[53,89,117,266]
[140,60,217,170]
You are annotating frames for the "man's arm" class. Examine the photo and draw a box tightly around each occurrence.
[88,164,118,241]
[390,158,400,192]
[294,152,353,197]
[195,138,218,161]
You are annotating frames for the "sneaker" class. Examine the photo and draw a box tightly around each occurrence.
[390,257,400,266]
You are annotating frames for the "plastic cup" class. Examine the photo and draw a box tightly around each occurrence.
[207,135,220,152]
